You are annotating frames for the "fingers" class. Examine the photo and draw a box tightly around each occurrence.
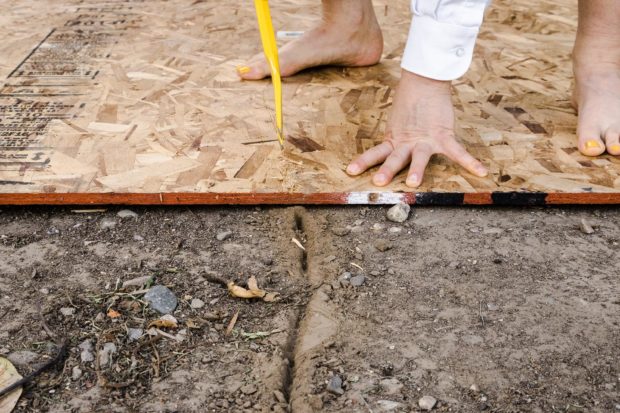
[604,128,620,155]
[373,146,411,186]
[443,140,488,177]
[346,142,393,176]
[406,144,433,187]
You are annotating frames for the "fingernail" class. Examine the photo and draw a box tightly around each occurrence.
[407,174,419,186]
[610,145,620,153]
[476,165,488,176]
[585,140,601,149]
[236,65,251,75]
[347,164,360,175]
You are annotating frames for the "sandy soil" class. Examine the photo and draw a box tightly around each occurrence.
[0,206,618,413]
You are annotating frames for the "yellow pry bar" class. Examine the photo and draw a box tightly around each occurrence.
[254,0,284,147]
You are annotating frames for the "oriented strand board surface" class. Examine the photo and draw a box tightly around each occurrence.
[0,0,619,205]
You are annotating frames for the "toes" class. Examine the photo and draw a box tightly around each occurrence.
[604,129,620,155]
[236,61,269,80]
[577,122,606,156]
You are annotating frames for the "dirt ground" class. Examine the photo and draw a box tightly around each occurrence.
[0,205,619,413]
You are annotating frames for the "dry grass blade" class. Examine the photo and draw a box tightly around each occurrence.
[225,310,239,337]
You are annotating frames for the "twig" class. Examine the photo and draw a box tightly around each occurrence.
[225,310,239,337]
[0,340,68,399]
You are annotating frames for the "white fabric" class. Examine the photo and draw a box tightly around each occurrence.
[402,0,491,81]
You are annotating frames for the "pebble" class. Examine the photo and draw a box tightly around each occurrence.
[133,234,145,241]
[98,342,117,367]
[216,230,233,241]
[486,303,500,311]
[376,400,404,411]
[273,390,286,404]
[100,218,117,230]
[7,350,39,367]
[60,307,76,316]
[117,209,138,219]
[380,378,403,395]
[240,384,258,395]
[418,395,437,410]
[72,366,83,380]
[190,298,205,309]
[469,384,480,392]
[388,227,402,234]
[370,270,382,276]
[372,223,385,231]
[144,285,178,314]
[127,328,143,342]
[326,375,344,395]
[374,239,393,252]
[579,218,594,234]
[40,287,50,295]
[331,227,350,237]
[350,275,366,287]
[122,275,153,289]
[386,203,410,223]
[78,340,95,363]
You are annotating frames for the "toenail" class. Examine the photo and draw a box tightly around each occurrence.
[585,140,601,149]
[236,65,251,74]
[610,145,620,153]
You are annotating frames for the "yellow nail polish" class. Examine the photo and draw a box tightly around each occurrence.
[585,140,601,149]
[610,145,620,153]
[236,66,251,75]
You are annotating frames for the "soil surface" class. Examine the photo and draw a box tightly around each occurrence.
[0,206,619,413]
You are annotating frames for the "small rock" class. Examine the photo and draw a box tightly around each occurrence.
[469,384,480,392]
[486,303,500,311]
[7,350,39,367]
[418,395,437,410]
[133,234,144,241]
[40,287,50,294]
[190,298,205,309]
[240,384,258,395]
[579,218,594,234]
[127,328,143,342]
[376,400,404,411]
[327,375,344,395]
[372,223,385,231]
[273,390,286,403]
[324,255,336,263]
[78,340,94,363]
[331,227,350,237]
[60,307,76,316]
[380,378,403,395]
[350,275,366,287]
[117,209,138,219]
[615,403,620,411]
[374,239,393,252]
[216,230,233,241]
[144,285,178,314]
[98,342,117,367]
[386,202,410,223]
[122,275,153,289]
[100,218,117,230]
[72,366,83,380]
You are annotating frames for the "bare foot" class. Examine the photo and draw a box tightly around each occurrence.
[572,0,620,156]
[346,70,488,187]
[237,0,383,80]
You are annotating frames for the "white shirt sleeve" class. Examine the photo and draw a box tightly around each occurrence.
[402,0,491,81]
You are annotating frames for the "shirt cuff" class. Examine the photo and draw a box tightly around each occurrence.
[401,14,481,81]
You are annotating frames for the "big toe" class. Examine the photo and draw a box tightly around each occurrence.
[577,120,606,157]
[237,60,270,80]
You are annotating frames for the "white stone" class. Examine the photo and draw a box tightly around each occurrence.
[418,395,437,410]
[386,202,410,223]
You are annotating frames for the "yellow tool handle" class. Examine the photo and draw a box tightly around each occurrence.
[254,0,284,147]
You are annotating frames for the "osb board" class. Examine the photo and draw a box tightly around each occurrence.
[0,0,619,205]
